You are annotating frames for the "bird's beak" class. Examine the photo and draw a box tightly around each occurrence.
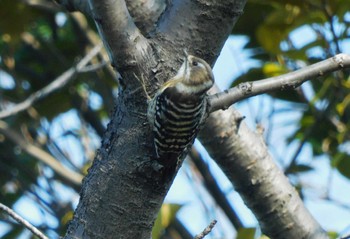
[183,49,189,78]
[183,49,189,58]
[183,49,189,64]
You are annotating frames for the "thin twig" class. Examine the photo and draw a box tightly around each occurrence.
[78,61,108,73]
[208,53,350,113]
[0,202,49,239]
[0,43,103,119]
[0,120,83,186]
[193,220,217,239]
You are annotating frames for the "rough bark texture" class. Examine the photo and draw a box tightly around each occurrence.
[58,0,332,238]
[126,0,167,34]
[64,1,247,238]
[198,87,328,239]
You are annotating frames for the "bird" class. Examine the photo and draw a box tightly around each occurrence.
[147,53,215,169]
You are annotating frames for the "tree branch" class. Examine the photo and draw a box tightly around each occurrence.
[208,53,350,112]
[155,0,246,64]
[198,89,329,238]
[88,0,151,71]
[0,120,83,187]
[193,220,217,239]
[0,202,49,239]
[0,43,103,119]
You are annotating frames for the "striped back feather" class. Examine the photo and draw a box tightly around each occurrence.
[153,89,205,158]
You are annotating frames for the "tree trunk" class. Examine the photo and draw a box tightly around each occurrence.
[64,0,247,238]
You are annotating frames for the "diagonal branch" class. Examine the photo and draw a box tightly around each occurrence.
[208,53,350,113]
[0,202,49,239]
[198,86,329,239]
[0,120,83,187]
[88,0,151,69]
[193,219,217,239]
[0,43,103,119]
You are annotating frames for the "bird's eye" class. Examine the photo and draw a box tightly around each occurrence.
[192,61,198,66]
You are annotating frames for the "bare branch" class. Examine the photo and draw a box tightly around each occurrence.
[193,220,217,239]
[88,0,151,68]
[0,43,103,119]
[23,0,61,12]
[78,60,108,73]
[0,120,83,186]
[0,202,49,239]
[198,96,329,238]
[208,53,350,113]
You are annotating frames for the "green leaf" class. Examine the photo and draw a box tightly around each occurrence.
[262,62,289,77]
[236,227,256,239]
[285,163,314,175]
[152,203,182,239]
[1,225,23,239]
[0,0,42,41]
[333,153,350,179]
[327,230,339,239]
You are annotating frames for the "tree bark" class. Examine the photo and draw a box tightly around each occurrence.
[198,86,329,239]
[63,1,246,238]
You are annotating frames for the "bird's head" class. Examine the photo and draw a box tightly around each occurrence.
[162,54,215,96]
[175,54,215,95]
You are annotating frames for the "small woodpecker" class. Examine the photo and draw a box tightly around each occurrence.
[147,54,214,168]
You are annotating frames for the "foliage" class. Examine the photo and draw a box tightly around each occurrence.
[0,1,115,237]
[234,0,350,180]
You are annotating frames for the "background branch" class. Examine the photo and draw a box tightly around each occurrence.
[208,53,350,112]
[189,148,244,229]
[0,120,83,187]
[0,43,103,119]
[198,92,329,238]
[0,202,49,239]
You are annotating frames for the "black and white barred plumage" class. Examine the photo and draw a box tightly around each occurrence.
[147,54,214,164]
